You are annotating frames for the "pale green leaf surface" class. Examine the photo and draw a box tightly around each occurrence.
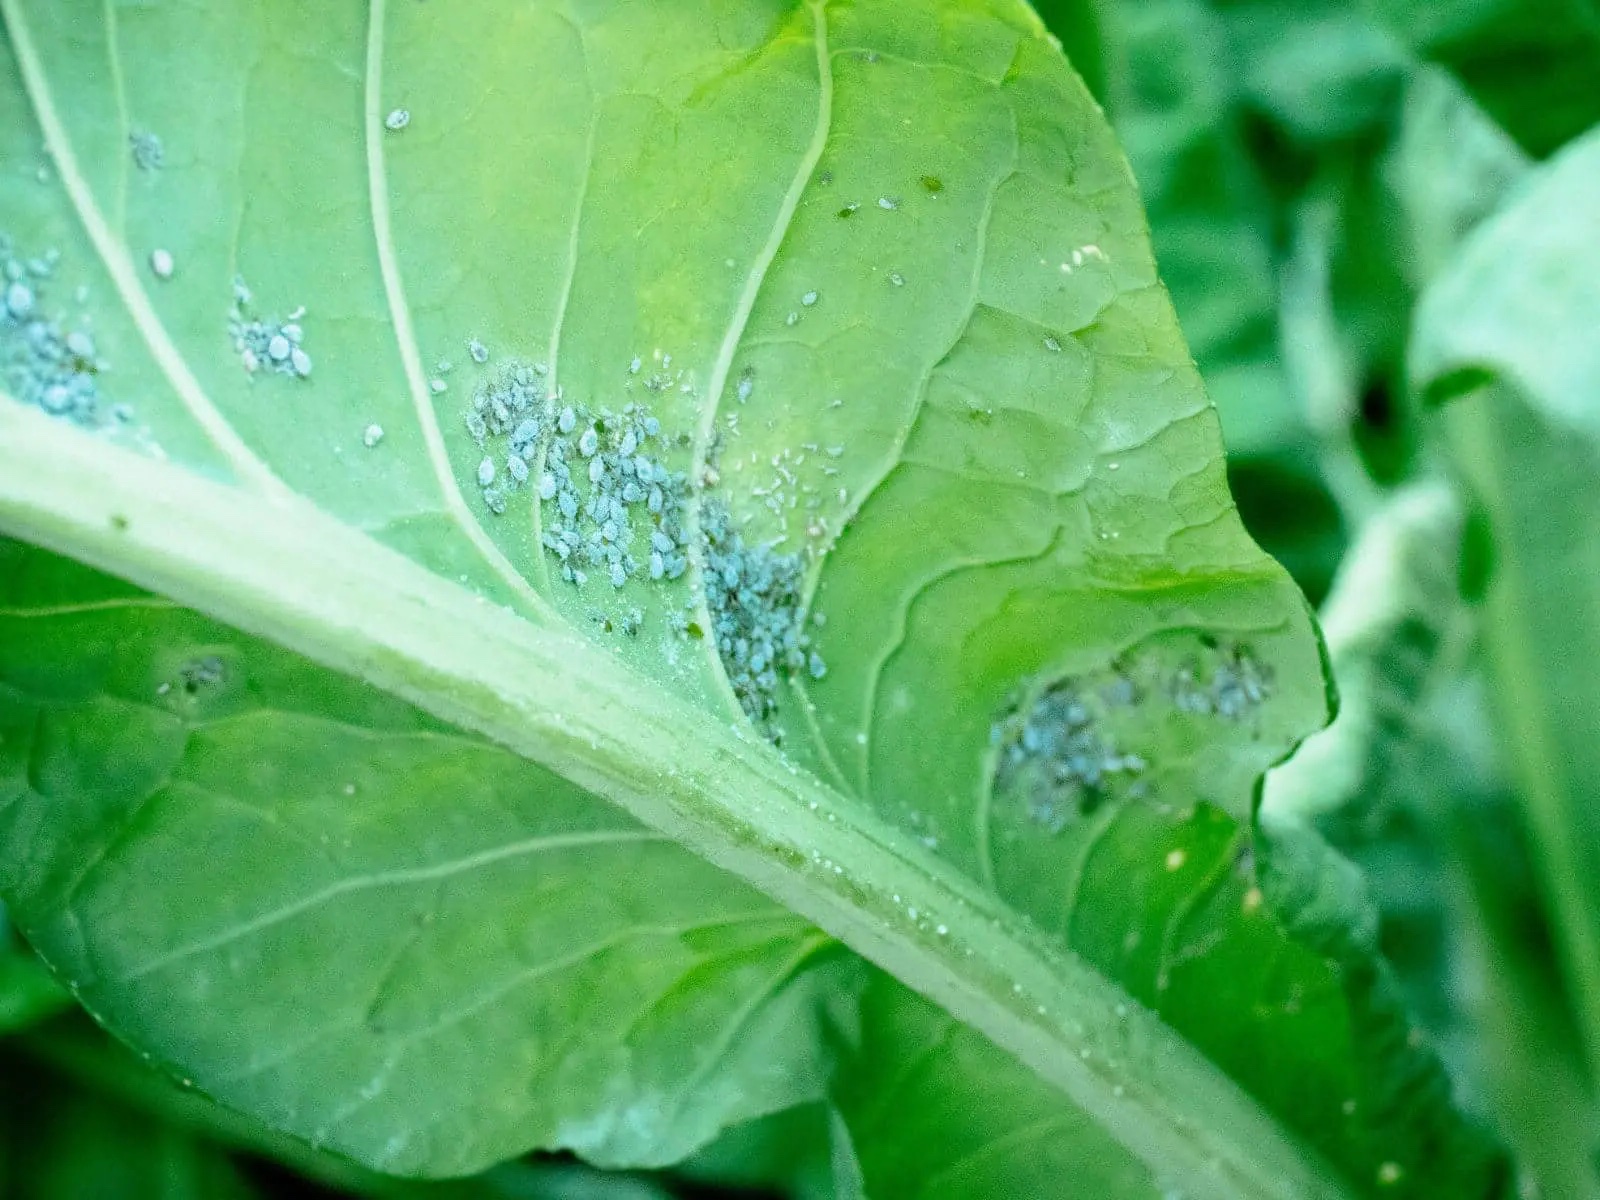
[0,0,1502,1195]
[0,541,853,1177]
[834,971,1163,1200]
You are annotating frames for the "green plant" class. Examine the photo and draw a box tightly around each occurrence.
[1,2,1594,1198]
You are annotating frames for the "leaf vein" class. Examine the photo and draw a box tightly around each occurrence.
[362,0,552,616]
[114,829,671,983]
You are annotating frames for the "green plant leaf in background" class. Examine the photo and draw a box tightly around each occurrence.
[1361,0,1600,159]
[0,0,1508,1196]
[1412,124,1600,1103]
[0,901,69,1033]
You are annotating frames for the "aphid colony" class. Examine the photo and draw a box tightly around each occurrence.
[703,503,827,724]
[995,678,1148,833]
[994,644,1273,832]
[461,354,826,726]
[0,236,115,427]
[464,359,691,587]
[227,278,313,378]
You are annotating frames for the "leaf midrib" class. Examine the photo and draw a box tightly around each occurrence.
[0,397,1354,1200]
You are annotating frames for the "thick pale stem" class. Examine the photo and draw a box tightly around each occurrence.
[0,401,1349,1200]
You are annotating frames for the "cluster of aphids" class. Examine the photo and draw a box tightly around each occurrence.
[458,349,827,727]
[995,644,1272,831]
[463,360,695,590]
[1,237,116,427]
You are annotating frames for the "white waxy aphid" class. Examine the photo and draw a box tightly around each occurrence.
[290,347,313,377]
[629,355,642,374]
[538,473,557,501]
[362,423,385,448]
[477,456,496,487]
[649,551,665,580]
[578,426,599,457]
[888,271,905,287]
[877,196,898,210]
[1044,336,1062,352]
[507,453,529,483]
[587,456,605,483]
[149,248,175,279]
[785,311,799,326]
[129,130,164,171]
[282,323,304,343]
[385,108,411,131]
[267,333,292,362]
[3,280,32,318]
[736,370,754,404]
[65,330,95,359]
[241,348,260,373]
[430,378,448,394]
[468,338,489,364]
[801,290,819,306]
[558,406,577,434]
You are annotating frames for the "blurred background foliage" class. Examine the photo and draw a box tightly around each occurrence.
[5,0,1599,1195]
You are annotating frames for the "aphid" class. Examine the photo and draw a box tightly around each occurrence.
[267,333,292,362]
[801,290,819,307]
[888,271,905,287]
[558,405,578,434]
[877,196,899,210]
[477,457,496,487]
[362,423,385,448]
[736,368,755,404]
[921,175,943,194]
[384,108,411,131]
[129,131,164,171]
[837,203,859,218]
[3,280,32,318]
[149,249,175,279]
[468,337,489,364]
[538,473,558,500]
[507,453,529,483]
[289,347,313,377]
[430,378,448,394]
[578,426,599,457]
